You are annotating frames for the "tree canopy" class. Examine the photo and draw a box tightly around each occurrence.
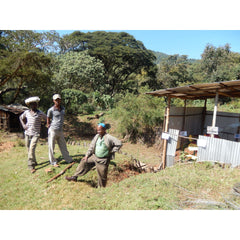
[0,31,55,104]
[60,31,157,96]
[0,30,239,116]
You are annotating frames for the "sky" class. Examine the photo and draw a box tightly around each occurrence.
[56,30,240,59]
[2,1,240,60]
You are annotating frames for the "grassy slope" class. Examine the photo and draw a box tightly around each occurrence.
[1,132,240,210]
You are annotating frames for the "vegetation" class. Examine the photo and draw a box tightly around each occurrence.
[0,133,239,210]
[112,89,165,142]
[1,30,240,140]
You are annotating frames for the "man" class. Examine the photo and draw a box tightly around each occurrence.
[65,123,122,188]
[19,96,47,173]
[47,94,73,167]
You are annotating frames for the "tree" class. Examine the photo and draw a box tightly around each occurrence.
[60,31,157,96]
[52,51,105,93]
[200,43,240,83]
[0,31,54,105]
[157,54,191,88]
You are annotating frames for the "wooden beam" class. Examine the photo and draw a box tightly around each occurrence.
[180,99,187,150]
[211,91,219,138]
[201,99,207,135]
[162,97,171,169]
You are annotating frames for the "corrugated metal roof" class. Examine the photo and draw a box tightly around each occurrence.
[146,80,240,100]
[0,104,27,114]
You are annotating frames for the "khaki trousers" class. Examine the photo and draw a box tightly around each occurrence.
[25,134,40,170]
[73,155,110,187]
[48,128,73,165]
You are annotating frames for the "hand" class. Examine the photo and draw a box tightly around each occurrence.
[23,124,28,130]
[82,156,88,162]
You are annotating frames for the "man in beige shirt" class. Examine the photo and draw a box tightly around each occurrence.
[65,123,122,187]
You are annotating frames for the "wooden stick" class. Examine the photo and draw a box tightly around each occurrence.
[46,162,76,183]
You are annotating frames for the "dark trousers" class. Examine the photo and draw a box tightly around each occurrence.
[73,155,110,187]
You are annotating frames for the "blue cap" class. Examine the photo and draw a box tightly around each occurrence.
[98,123,106,128]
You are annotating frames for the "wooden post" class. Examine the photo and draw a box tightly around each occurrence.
[162,97,171,169]
[211,91,219,138]
[201,99,207,135]
[180,99,187,150]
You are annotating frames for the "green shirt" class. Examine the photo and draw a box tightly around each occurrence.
[95,137,109,158]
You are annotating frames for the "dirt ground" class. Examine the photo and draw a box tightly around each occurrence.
[0,141,15,153]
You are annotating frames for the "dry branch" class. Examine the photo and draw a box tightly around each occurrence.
[46,162,76,183]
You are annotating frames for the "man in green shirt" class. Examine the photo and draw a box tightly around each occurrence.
[65,123,122,187]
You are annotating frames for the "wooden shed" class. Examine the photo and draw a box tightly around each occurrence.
[0,104,27,132]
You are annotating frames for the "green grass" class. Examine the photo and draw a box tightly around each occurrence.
[0,134,240,210]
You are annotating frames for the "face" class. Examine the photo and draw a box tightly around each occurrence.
[53,98,61,106]
[29,102,37,111]
[97,126,106,137]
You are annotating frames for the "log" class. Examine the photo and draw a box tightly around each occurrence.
[46,162,76,183]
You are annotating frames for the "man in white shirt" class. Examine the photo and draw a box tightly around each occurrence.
[19,96,47,173]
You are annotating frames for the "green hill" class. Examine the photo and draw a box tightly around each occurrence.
[152,50,198,64]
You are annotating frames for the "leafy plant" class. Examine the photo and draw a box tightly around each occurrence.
[112,89,165,142]
[61,89,88,114]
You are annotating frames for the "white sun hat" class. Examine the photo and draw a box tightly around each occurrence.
[53,94,61,100]
[25,96,40,105]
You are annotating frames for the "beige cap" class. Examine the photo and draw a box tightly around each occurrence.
[53,94,61,100]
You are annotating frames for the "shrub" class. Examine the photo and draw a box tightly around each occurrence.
[112,91,165,142]
[92,91,114,110]
[61,89,88,114]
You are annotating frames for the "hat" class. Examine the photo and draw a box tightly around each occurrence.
[98,123,106,128]
[53,94,61,100]
[25,96,40,105]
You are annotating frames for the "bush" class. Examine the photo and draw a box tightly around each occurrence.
[112,90,165,142]
[61,89,88,114]
[92,91,114,110]
[81,103,95,114]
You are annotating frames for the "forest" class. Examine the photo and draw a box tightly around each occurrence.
[1,30,240,140]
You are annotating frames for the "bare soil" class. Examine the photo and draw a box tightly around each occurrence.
[0,141,15,153]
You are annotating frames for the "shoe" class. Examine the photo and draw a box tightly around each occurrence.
[65,176,77,182]
[31,169,36,174]
[66,160,74,164]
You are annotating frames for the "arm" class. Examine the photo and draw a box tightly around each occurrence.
[47,117,51,128]
[83,134,99,161]
[19,112,28,130]
[104,134,122,153]
[46,108,52,128]
[109,136,122,153]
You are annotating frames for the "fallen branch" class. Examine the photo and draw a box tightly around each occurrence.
[184,199,227,208]
[222,197,240,210]
[174,184,199,196]
[46,162,76,183]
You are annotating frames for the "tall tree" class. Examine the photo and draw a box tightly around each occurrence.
[157,54,191,88]
[60,31,157,96]
[52,51,105,93]
[200,43,240,82]
[0,30,54,104]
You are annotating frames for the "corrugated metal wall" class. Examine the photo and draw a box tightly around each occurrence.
[169,107,204,136]
[166,129,179,167]
[168,107,240,141]
[197,135,240,167]
[204,111,240,141]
